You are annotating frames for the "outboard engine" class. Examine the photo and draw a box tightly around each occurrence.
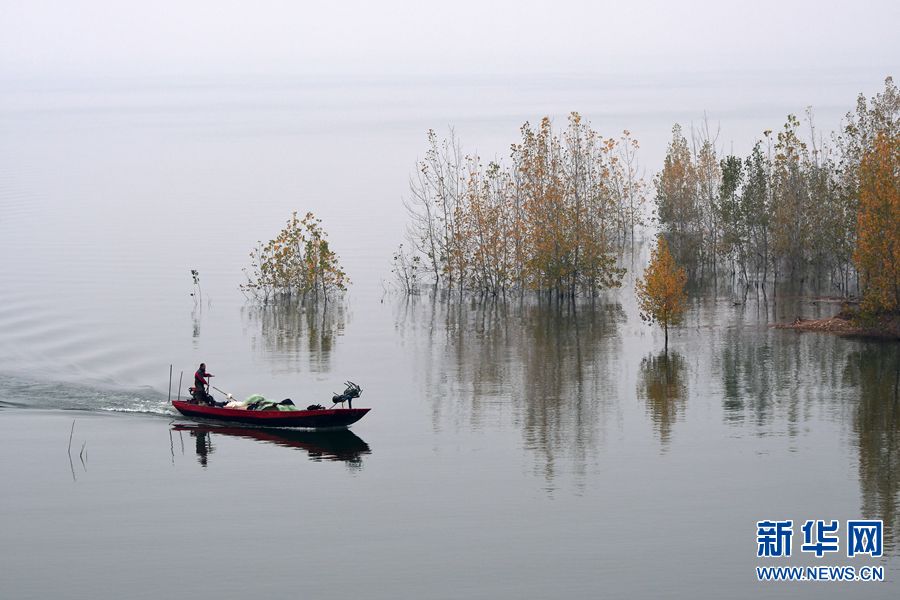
[332,381,362,408]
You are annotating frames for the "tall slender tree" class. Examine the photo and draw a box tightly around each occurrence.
[854,132,899,313]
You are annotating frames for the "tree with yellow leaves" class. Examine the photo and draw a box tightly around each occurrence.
[854,132,899,314]
[241,211,348,305]
[404,113,627,297]
[636,235,688,351]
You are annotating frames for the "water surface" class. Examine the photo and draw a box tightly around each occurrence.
[1,74,897,598]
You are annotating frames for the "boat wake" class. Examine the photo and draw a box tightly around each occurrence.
[0,372,172,416]
[99,404,175,416]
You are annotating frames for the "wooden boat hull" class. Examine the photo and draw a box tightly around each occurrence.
[171,400,369,429]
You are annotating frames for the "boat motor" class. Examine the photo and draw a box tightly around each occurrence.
[331,381,362,408]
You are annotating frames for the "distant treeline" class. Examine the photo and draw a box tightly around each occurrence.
[397,77,898,313]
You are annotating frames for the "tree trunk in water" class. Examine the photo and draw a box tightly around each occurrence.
[664,321,668,353]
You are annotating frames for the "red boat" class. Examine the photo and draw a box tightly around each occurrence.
[171,400,370,429]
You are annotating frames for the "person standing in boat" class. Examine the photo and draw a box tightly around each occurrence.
[192,363,215,404]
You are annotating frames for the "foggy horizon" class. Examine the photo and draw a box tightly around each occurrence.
[2,0,897,85]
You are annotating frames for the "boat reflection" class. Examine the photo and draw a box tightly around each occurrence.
[171,423,371,468]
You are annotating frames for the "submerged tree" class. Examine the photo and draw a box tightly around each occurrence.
[854,132,899,313]
[651,76,897,298]
[514,114,625,294]
[609,130,648,244]
[636,235,688,351]
[391,243,423,294]
[241,211,348,304]
[403,113,631,297]
[190,269,202,302]
[654,124,699,273]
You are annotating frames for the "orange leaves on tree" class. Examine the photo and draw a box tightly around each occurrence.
[635,235,687,350]
[241,211,348,304]
[853,132,900,313]
[405,113,630,295]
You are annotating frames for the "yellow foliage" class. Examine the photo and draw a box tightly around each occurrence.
[241,211,348,304]
[636,235,687,349]
[405,113,630,295]
[854,132,900,313]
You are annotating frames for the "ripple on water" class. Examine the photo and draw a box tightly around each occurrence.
[0,284,166,391]
[0,373,171,414]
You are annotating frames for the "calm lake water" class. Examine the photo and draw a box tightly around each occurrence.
[1,72,898,599]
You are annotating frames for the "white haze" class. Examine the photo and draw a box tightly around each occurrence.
[0,0,897,84]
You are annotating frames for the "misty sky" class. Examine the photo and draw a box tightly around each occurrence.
[1,0,898,84]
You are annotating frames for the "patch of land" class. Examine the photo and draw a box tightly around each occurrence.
[773,309,900,340]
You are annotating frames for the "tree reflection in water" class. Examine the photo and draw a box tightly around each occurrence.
[242,300,348,374]
[397,293,625,488]
[713,311,899,555]
[846,344,900,554]
[713,307,848,436]
[637,351,686,449]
